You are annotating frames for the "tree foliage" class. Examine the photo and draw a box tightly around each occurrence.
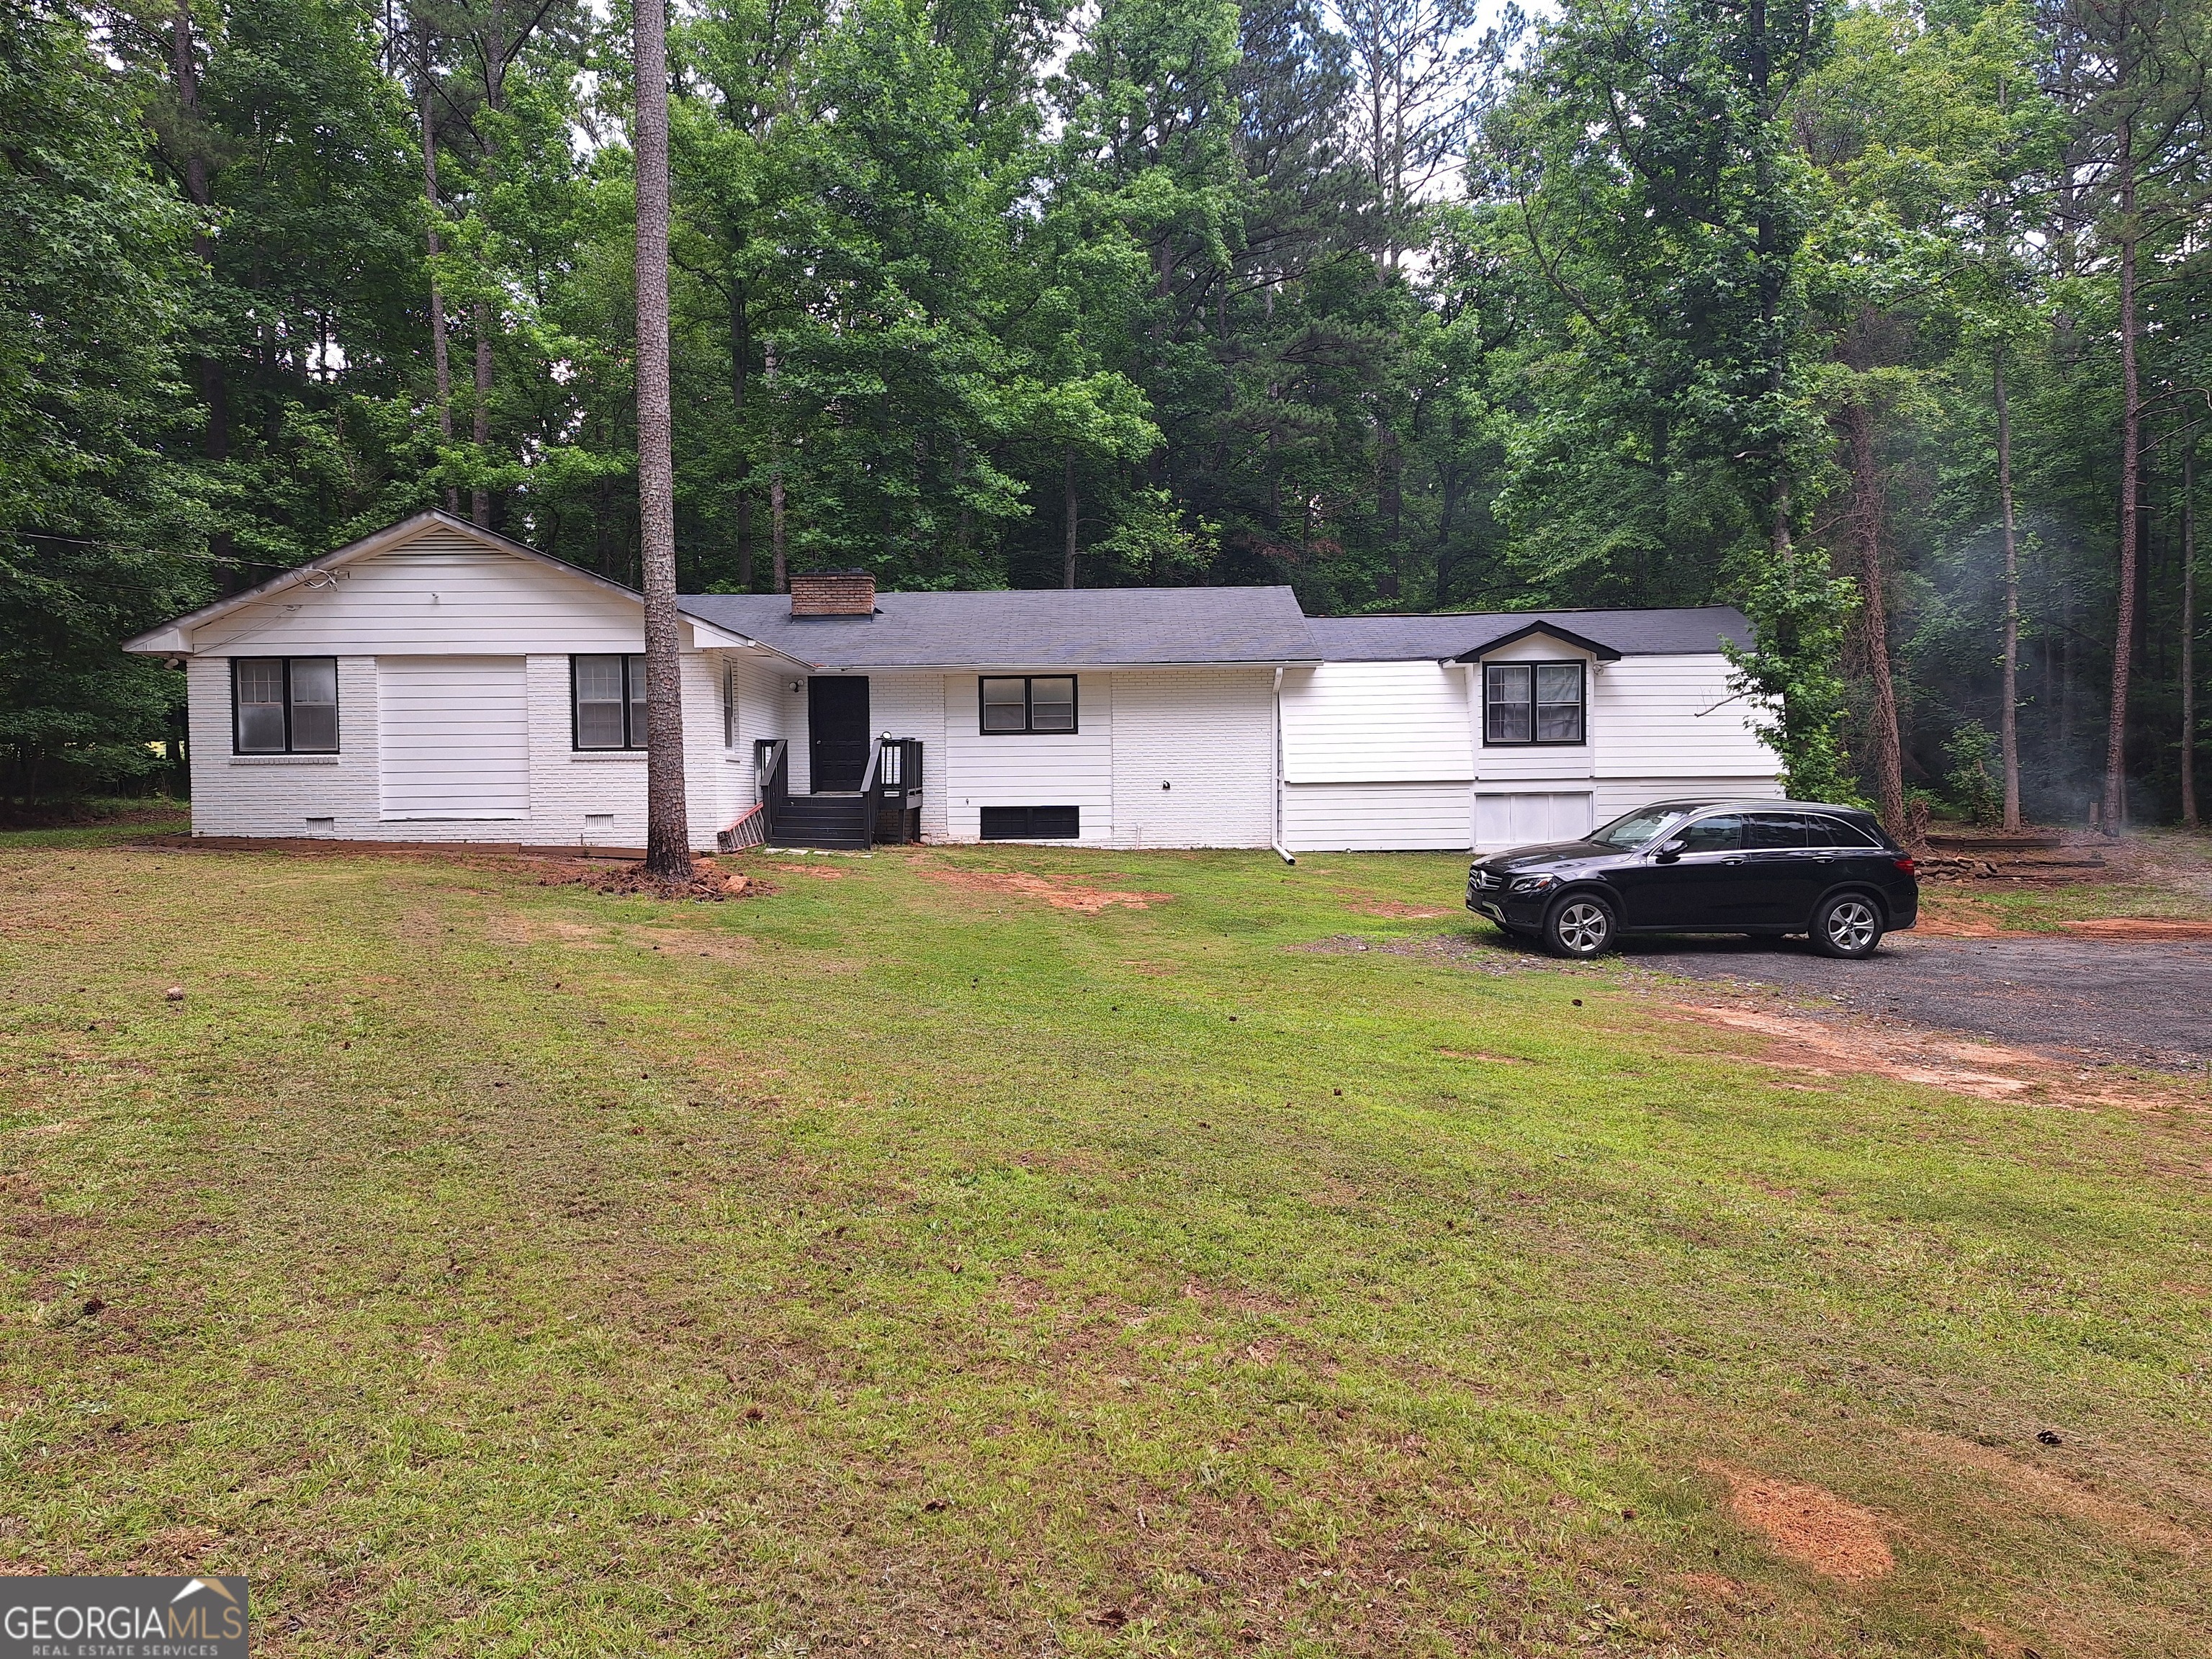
[3,0,2207,821]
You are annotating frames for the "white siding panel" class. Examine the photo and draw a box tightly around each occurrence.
[1280,662,1473,783]
[1282,783,1471,852]
[942,673,1113,843]
[1588,775,1787,822]
[1109,669,1274,848]
[377,657,530,819]
[193,532,647,655]
[1589,656,1776,780]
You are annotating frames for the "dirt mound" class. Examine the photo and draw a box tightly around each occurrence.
[2057,917,2212,940]
[1704,1462,1894,1582]
[542,860,761,902]
[922,867,1169,914]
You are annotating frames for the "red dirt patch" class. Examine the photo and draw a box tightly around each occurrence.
[2057,917,2212,940]
[922,868,1170,914]
[1658,1002,2195,1112]
[1911,909,2010,938]
[1704,1462,1894,1583]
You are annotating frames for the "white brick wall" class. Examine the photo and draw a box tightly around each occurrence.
[187,648,792,851]
[1107,669,1275,849]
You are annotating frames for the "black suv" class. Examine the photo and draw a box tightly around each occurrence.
[1465,799,1918,960]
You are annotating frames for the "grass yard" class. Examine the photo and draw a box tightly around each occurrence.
[1,835,2207,1657]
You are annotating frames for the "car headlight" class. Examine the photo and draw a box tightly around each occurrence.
[1509,874,1557,894]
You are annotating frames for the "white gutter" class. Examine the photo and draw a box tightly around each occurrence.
[1271,665,1295,866]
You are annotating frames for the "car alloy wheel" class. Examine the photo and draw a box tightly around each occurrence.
[1547,896,1614,958]
[1817,896,1881,958]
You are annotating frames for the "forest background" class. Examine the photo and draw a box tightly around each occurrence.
[2,0,2207,830]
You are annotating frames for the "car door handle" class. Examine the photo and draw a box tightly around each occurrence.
[1722,858,1745,866]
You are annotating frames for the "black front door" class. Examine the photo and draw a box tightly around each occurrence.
[807,676,871,791]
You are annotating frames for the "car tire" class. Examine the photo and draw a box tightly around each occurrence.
[1810,892,1884,958]
[1542,892,1617,959]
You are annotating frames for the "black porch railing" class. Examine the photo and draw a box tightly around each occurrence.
[753,737,790,842]
[871,737,923,845]
[752,734,921,850]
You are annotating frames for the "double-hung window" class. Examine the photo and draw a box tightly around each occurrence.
[1483,662,1585,745]
[232,657,338,753]
[572,654,649,750]
[979,675,1077,734]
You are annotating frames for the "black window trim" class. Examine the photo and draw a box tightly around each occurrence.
[570,652,649,751]
[1482,658,1587,747]
[976,674,1079,735]
[230,656,340,755]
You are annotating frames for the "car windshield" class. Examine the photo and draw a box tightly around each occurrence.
[1586,806,1696,850]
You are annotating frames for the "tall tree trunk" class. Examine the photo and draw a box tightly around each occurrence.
[1377,418,1402,601]
[730,285,752,588]
[1435,408,1462,608]
[1995,347,2022,830]
[174,2,238,587]
[1063,445,1078,589]
[2102,120,2141,834]
[415,27,458,514]
[1845,392,1907,838]
[2183,442,2199,829]
[1262,426,1281,536]
[472,305,493,526]
[765,336,787,593]
[633,0,691,880]
[470,1,504,529]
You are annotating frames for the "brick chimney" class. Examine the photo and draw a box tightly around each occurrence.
[788,570,876,616]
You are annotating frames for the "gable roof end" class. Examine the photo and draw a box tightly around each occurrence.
[1450,620,1623,663]
[120,509,659,655]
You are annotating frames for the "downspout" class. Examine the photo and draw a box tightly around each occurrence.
[1272,665,1295,866]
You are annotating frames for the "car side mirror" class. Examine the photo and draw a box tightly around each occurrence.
[1653,838,1686,863]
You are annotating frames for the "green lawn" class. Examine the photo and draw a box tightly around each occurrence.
[1,838,2206,1656]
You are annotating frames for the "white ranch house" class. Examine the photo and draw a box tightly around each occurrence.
[126,511,1782,855]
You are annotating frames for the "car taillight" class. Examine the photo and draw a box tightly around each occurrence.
[1892,855,1915,876]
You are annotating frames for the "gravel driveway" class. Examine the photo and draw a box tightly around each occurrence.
[1595,932,2212,1071]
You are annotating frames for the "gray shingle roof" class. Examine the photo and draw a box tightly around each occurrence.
[677,586,1317,669]
[678,588,1750,670]
[1302,606,1752,662]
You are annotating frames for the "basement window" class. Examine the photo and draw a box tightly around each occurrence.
[979,675,1076,734]
[1484,662,1585,745]
[232,657,338,754]
[980,806,1079,840]
[572,654,648,750]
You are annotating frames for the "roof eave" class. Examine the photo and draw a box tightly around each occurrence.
[793,657,1321,673]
